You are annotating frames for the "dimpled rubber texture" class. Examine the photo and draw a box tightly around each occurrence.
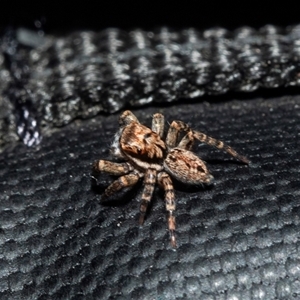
[0,94,300,299]
[2,25,300,151]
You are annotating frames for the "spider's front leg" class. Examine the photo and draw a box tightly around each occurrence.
[158,172,176,247]
[119,110,139,126]
[152,113,165,138]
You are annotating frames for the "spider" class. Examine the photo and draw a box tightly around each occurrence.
[93,110,249,247]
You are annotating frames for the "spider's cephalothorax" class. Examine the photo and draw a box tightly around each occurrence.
[93,110,249,247]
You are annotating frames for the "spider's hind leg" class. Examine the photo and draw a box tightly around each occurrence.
[139,168,157,225]
[177,131,195,150]
[166,120,249,164]
[193,130,250,164]
[158,172,176,247]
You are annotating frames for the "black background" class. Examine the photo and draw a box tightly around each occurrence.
[1,1,300,32]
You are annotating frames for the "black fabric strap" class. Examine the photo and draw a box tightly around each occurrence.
[1,25,300,150]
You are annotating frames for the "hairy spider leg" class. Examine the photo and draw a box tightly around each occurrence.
[167,120,249,164]
[177,131,195,150]
[101,173,141,200]
[139,168,157,225]
[193,130,250,164]
[165,120,189,148]
[152,113,165,138]
[158,172,176,247]
[166,120,195,150]
[119,110,139,127]
[93,160,134,176]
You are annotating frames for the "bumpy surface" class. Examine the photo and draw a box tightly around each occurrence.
[0,95,299,299]
[2,25,300,151]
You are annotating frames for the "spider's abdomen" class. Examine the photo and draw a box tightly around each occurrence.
[164,148,214,185]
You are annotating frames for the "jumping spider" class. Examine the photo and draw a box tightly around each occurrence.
[93,110,249,247]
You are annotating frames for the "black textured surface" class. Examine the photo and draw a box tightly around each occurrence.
[2,26,300,152]
[1,95,300,299]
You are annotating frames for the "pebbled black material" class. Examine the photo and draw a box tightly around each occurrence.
[1,25,300,151]
[1,28,41,148]
[0,95,299,299]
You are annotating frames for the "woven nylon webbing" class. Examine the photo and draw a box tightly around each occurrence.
[1,25,300,151]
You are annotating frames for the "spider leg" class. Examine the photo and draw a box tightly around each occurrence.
[139,168,157,225]
[102,172,141,200]
[166,120,191,148]
[152,113,165,138]
[166,120,249,163]
[177,131,195,150]
[193,130,250,164]
[158,172,176,247]
[93,160,133,176]
[119,110,139,127]
[166,123,177,148]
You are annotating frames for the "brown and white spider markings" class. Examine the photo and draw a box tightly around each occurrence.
[93,110,249,247]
